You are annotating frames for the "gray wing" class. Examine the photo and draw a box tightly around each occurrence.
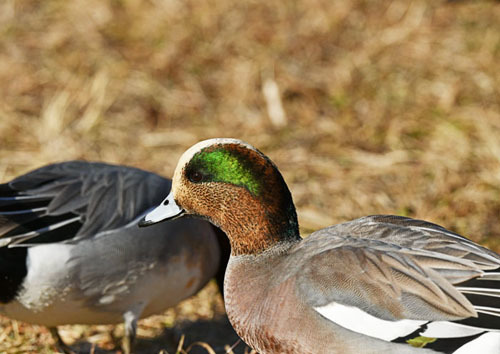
[292,216,500,327]
[328,215,500,266]
[0,161,171,246]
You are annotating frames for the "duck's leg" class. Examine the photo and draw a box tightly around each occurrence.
[122,307,142,354]
[49,327,75,354]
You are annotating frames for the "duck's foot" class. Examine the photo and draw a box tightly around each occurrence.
[49,327,76,354]
[121,318,137,354]
[122,334,133,354]
[121,308,141,354]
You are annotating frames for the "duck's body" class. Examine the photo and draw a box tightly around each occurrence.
[141,138,500,354]
[224,216,500,354]
[2,218,219,326]
[225,247,429,354]
[0,161,228,352]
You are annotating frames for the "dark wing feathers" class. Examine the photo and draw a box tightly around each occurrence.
[47,183,85,215]
[0,161,171,246]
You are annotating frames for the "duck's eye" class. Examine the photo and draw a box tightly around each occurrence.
[188,171,204,183]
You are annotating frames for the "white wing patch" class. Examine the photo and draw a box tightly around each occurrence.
[314,302,500,353]
[453,332,500,354]
[313,302,426,341]
[421,321,486,338]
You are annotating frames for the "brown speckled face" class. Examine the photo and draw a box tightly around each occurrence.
[171,139,300,256]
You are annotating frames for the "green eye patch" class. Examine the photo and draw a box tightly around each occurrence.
[188,147,261,196]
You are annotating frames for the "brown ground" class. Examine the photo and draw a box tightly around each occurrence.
[0,0,499,352]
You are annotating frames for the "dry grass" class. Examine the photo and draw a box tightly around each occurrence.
[0,0,499,352]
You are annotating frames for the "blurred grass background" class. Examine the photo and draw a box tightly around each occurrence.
[1,0,500,352]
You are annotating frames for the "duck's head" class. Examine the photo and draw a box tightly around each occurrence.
[140,138,300,255]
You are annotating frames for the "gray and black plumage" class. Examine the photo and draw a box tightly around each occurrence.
[0,161,229,353]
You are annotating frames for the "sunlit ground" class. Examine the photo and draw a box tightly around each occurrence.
[0,0,499,352]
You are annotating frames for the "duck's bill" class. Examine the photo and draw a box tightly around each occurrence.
[139,193,185,227]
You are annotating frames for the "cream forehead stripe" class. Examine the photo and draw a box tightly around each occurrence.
[171,138,258,194]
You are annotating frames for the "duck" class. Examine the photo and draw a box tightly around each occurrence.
[0,161,230,354]
[140,138,500,354]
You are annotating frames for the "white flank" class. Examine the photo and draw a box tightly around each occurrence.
[314,302,426,341]
[17,243,73,312]
[453,332,500,354]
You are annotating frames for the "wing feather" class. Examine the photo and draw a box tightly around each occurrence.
[0,161,171,246]
[328,215,500,267]
[292,215,500,344]
[295,237,479,321]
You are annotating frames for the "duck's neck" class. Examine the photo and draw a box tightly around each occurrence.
[228,207,300,256]
[210,183,301,256]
